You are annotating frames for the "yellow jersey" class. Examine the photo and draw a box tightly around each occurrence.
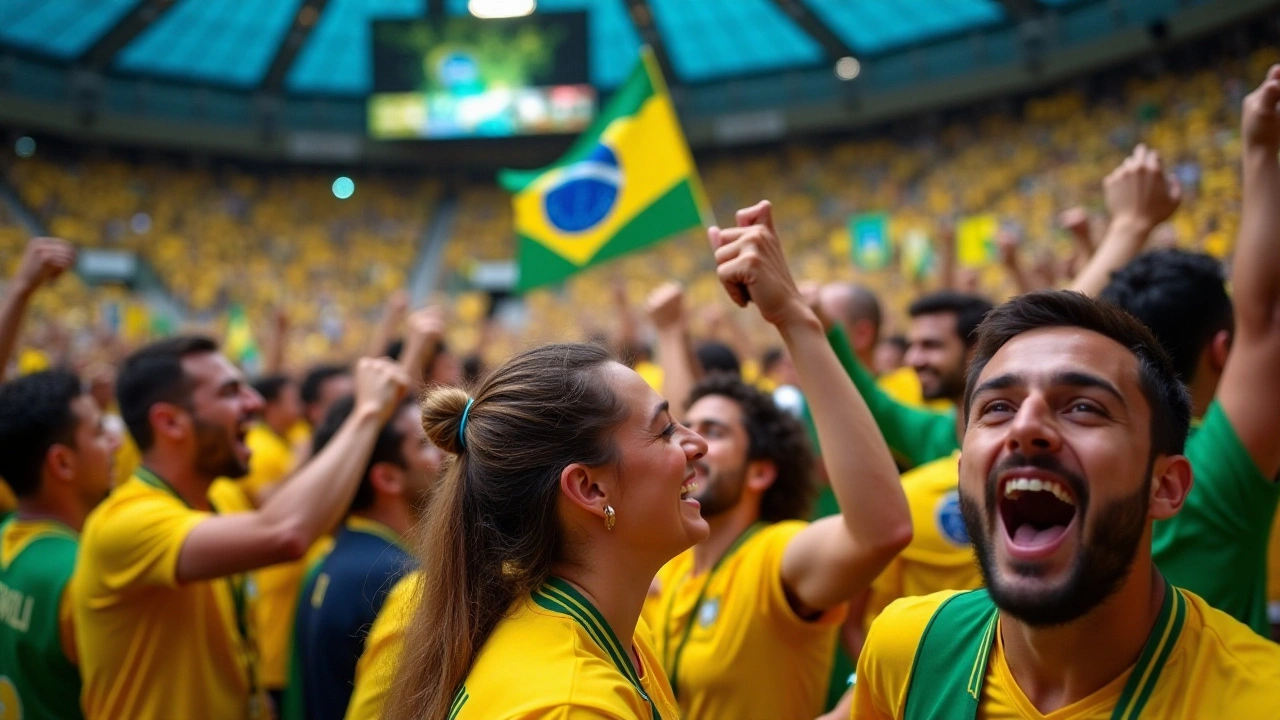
[241,424,296,501]
[344,570,419,720]
[877,367,954,413]
[644,521,845,720]
[210,476,330,692]
[852,587,1280,720]
[112,433,142,490]
[73,470,265,720]
[454,577,679,719]
[238,424,302,690]
[864,452,981,627]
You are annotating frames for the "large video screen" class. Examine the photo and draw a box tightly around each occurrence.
[369,13,595,140]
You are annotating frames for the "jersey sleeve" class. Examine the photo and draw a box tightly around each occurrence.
[850,594,949,720]
[344,572,418,720]
[1152,399,1280,634]
[1179,400,1280,541]
[88,493,209,593]
[758,522,848,630]
[826,325,958,469]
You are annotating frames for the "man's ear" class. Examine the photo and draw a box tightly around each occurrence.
[44,443,76,485]
[368,462,404,497]
[1208,329,1231,375]
[1149,454,1193,521]
[149,402,189,443]
[745,459,777,494]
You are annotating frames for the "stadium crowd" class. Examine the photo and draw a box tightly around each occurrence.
[3,35,1280,720]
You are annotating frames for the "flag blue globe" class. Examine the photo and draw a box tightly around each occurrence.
[544,144,622,234]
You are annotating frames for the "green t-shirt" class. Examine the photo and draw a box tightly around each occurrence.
[826,325,958,469]
[1153,400,1280,637]
[0,516,83,720]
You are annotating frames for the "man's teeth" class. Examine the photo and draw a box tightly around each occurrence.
[1003,477,1075,505]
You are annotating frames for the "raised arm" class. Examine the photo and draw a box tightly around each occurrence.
[711,201,911,613]
[645,282,700,407]
[369,290,409,357]
[998,229,1037,295]
[1214,66,1280,479]
[262,306,289,375]
[176,357,410,582]
[398,306,445,389]
[1070,145,1181,296]
[0,237,75,381]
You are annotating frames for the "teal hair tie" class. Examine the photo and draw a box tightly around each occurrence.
[458,398,475,450]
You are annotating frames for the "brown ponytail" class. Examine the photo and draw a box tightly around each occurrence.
[388,343,630,720]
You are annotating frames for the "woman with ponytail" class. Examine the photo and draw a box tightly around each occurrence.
[388,343,709,720]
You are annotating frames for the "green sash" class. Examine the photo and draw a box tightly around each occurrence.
[903,581,1186,720]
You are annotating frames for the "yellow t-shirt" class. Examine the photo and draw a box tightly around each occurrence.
[344,570,419,720]
[877,367,954,413]
[112,433,142,490]
[241,424,296,501]
[852,587,1280,719]
[210,477,330,691]
[73,472,265,720]
[237,424,301,690]
[454,578,679,719]
[864,452,982,627]
[644,521,845,720]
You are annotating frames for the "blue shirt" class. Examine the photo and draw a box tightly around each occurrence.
[291,517,414,720]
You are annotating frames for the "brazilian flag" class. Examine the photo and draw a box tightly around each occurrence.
[499,47,709,292]
[224,304,260,372]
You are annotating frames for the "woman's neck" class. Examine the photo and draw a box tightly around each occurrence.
[551,557,657,670]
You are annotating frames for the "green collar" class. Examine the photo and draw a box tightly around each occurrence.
[533,577,662,720]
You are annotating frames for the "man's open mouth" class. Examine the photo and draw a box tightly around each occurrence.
[998,471,1078,551]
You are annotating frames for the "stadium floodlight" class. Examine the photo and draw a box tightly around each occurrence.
[835,56,861,81]
[469,0,536,18]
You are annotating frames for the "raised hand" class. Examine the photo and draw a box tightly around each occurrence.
[708,200,810,328]
[354,357,411,423]
[406,306,446,343]
[645,282,686,331]
[14,237,75,294]
[1103,144,1182,234]
[1242,63,1280,153]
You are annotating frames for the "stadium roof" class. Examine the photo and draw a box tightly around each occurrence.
[0,0,1085,95]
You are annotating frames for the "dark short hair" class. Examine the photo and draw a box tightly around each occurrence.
[964,291,1191,457]
[909,291,995,348]
[311,394,415,513]
[251,374,294,404]
[117,336,219,452]
[696,341,741,377]
[0,370,83,497]
[687,374,815,523]
[1100,250,1233,383]
[300,364,350,409]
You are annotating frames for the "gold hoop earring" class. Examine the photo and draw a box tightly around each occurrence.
[604,505,616,531]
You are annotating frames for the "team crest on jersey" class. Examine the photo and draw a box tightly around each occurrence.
[697,597,721,628]
[935,491,970,547]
